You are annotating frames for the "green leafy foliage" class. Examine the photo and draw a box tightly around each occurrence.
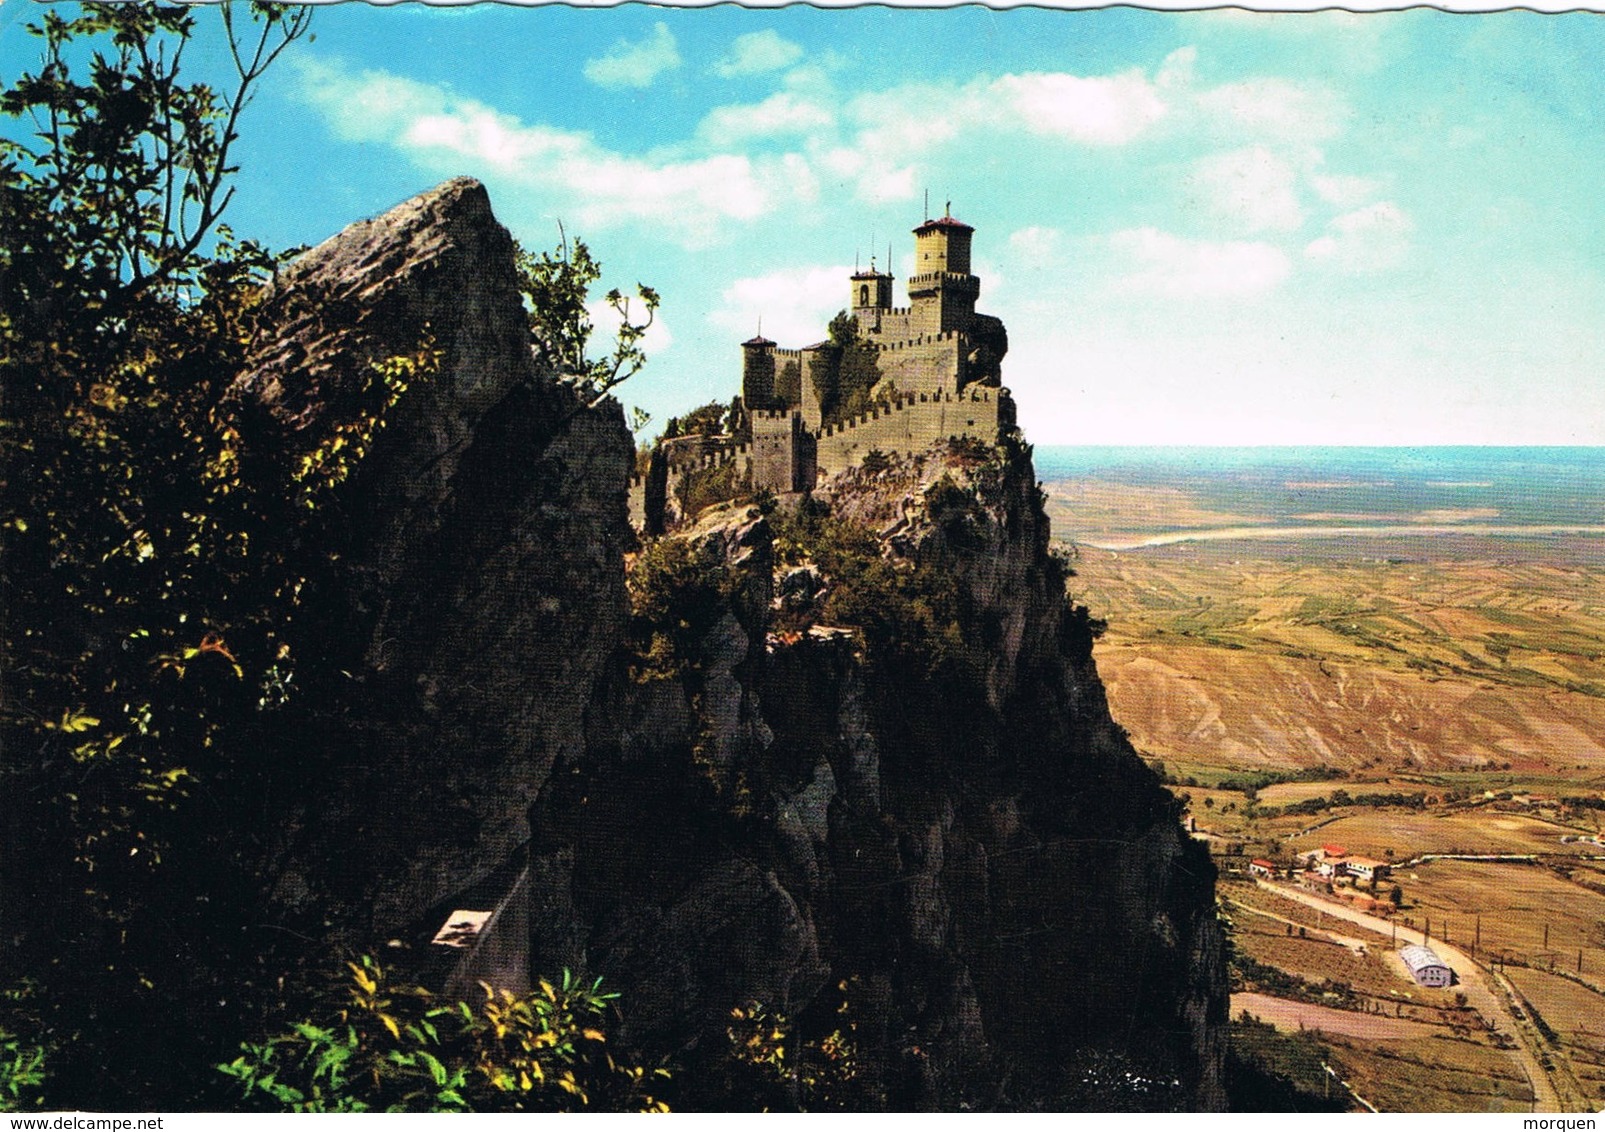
[823,310,880,424]
[220,958,668,1112]
[0,1034,46,1114]
[719,983,876,1112]
[0,4,310,336]
[0,5,674,1111]
[0,4,437,1108]
[662,400,732,439]
[0,986,48,1114]
[626,536,734,683]
[514,230,658,407]
[774,359,802,405]
[678,460,746,519]
[769,496,982,691]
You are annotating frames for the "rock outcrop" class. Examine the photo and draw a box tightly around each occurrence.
[231,177,634,940]
[235,179,1226,1110]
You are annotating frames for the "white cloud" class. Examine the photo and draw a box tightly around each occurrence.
[710,265,854,347]
[1311,171,1384,208]
[1304,201,1413,273]
[582,23,680,90]
[294,48,1372,259]
[1195,77,1346,142]
[1109,227,1292,298]
[698,91,835,147]
[713,30,804,79]
[1155,45,1198,90]
[1189,145,1303,234]
[295,57,794,244]
[828,67,1170,203]
[403,104,582,170]
[296,60,446,142]
[991,70,1168,145]
[1007,225,1068,269]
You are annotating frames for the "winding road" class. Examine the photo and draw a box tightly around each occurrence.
[1254,878,1564,1112]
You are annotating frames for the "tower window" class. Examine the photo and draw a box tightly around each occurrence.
[859,284,869,307]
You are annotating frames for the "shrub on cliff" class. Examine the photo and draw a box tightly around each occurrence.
[0,5,337,1105]
[220,958,668,1112]
[514,231,658,410]
[626,536,735,682]
[770,496,984,698]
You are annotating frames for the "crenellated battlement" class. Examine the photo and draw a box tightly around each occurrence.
[907,271,980,290]
[872,329,962,353]
[818,385,1005,440]
[812,386,1011,480]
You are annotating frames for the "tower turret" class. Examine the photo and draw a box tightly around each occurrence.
[741,333,778,407]
[851,256,894,334]
[908,210,980,334]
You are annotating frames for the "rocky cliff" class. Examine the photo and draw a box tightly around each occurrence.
[235,179,1226,1110]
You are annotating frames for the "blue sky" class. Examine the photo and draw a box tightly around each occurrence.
[6,5,1605,445]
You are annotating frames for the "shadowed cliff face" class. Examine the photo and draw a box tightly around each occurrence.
[231,178,634,939]
[239,180,1225,1110]
[545,448,1228,1110]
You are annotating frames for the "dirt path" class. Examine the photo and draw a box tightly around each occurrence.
[1224,893,1373,954]
[1232,992,1442,1040]
[1257,878,1560,1111]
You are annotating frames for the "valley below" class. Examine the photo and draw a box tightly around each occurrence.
[1044,456,1605,1113]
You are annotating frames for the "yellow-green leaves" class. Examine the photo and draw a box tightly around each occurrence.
[220,958,666,1113]
[289,344,435,511]
[49,708,101,733]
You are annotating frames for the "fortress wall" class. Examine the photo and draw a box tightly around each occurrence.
[873,333,963,394]
[865,308,921,343]
[815,388,1002,476]
[658,434,749,478]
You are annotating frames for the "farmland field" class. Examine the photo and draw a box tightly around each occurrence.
[1503,966,1605,1098]
[1286,811,1587,859]
[1398,860,1605,977]
[1319,1032,1535,1112]
[1041,447,1605,1112]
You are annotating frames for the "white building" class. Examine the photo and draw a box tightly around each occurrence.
[1400,943,1454,987]
[1343,856,1390,884]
